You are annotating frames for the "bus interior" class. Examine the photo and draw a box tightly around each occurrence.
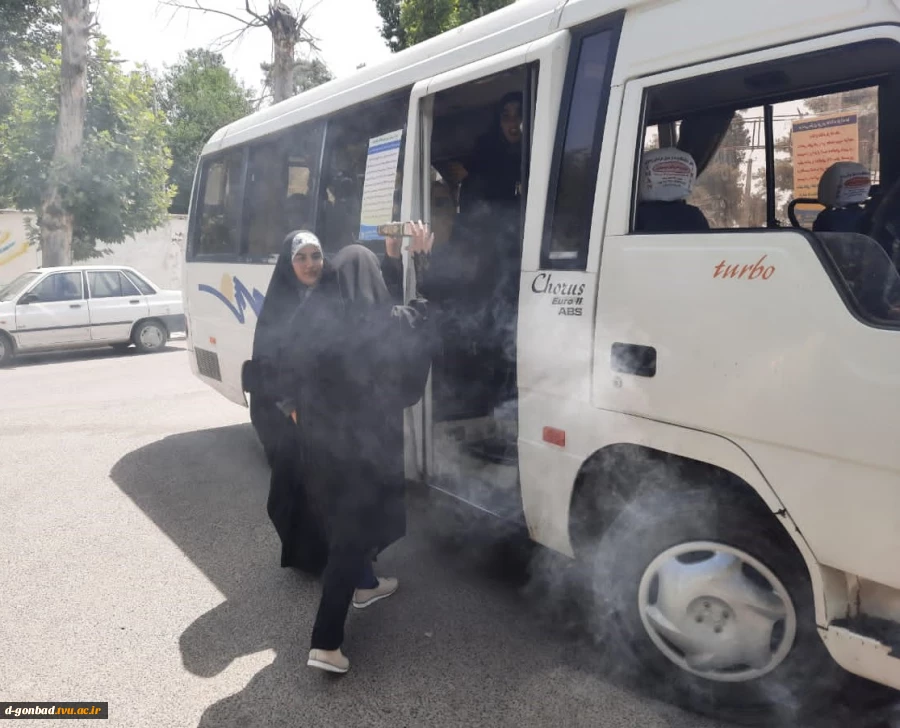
[423,65,533,520]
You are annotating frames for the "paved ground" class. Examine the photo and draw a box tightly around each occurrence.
[0,343,896,727]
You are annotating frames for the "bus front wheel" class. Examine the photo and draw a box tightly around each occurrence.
[584,487,845,725]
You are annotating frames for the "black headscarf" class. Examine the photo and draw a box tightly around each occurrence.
[331,244,393,318]
[461,91,523,213]
[252,230,327,363]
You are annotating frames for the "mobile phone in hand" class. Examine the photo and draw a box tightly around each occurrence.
[377,221,416,238]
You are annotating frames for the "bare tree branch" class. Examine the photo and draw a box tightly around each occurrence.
[158,0,265,28]
[157,0,323,103]
[211,23,256,51]
[242,0,268,25]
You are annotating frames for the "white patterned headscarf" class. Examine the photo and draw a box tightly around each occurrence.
[290,230,322,259]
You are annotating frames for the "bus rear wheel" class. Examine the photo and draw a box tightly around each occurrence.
[583,488,846,725]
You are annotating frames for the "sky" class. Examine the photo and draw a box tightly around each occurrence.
[96,0,393,91]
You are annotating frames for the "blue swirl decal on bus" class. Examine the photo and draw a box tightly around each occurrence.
[198,275,265,324]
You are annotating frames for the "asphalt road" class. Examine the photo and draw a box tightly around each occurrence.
[0,343,896,728]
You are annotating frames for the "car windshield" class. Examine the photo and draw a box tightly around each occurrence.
[0,272,40,302]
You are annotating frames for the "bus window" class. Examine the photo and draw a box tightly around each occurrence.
[640,89,881,233]
[317,94,408,255]
[542,28,617,270]
[640,106,767,230]
[633,38,900,326]
[192,148,244,258]
[244,124,323,259]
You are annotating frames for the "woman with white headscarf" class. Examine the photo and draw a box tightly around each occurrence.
[261,233,436,675]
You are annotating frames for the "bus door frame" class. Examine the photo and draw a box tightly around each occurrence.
[401,32,571,510]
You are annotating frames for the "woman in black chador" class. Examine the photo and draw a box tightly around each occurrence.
[258,230,436,674]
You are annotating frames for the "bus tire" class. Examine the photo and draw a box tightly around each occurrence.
[584,487,846,725]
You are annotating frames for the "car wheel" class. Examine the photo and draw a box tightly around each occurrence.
[133,320,167,353]
[0,332,14,366]
[583,488,847,725]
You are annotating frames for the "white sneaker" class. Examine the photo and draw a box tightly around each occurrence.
[352,577,399,609]
[308,648,350,674]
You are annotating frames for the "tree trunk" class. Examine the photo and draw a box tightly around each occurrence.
[269,4,298,104]
[40,0,91,267]
[271,34,294,104]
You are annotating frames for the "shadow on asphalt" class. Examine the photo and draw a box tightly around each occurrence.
[6,343,182,368]
[108,424,899,728]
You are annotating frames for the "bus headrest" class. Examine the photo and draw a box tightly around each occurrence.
[640,148,698,203]
[818,162,871,208]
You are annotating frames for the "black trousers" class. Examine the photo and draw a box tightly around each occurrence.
[310,542,368,651]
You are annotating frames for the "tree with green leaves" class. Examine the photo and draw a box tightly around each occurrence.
[260,56,333,101]
[0,0,59,123]
[0,37,173,260]
[162,49,253,215]
[376,0,515,50]
[0,1,60,208]
[375,0,406,52]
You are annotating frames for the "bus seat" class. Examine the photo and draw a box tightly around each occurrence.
[635,148,710,233]
[812,162,871,234]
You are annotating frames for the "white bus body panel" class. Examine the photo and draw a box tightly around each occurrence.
[184,262,276,406]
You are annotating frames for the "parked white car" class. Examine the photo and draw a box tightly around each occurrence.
[0,266,184,365]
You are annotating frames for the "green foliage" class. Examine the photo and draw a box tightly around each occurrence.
[162,49,253,214]
[375,0,406,52]
[456,0,515,24]
[0,0,59,69]
[260,56,333,98]
[0,37,174,259]
[0,0,59,204]
[399,0,456,48]
[377,0,515,50]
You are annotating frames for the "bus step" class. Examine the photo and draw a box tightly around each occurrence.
[832,615,900,656]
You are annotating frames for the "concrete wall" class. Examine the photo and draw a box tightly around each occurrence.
[0,210,188,291]
[0,210,42,286]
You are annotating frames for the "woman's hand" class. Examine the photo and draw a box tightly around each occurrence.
[290,410,297,424]
[385,235,402,259]
[446,161,468,185]
[408,221,434,255]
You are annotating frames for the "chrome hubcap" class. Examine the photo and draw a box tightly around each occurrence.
[140,325,164,349]
[638,541,797,683]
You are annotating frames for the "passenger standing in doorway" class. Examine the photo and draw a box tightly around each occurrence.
[458,91,524,216]
[457,92,525,409]
[267,234,437,674]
